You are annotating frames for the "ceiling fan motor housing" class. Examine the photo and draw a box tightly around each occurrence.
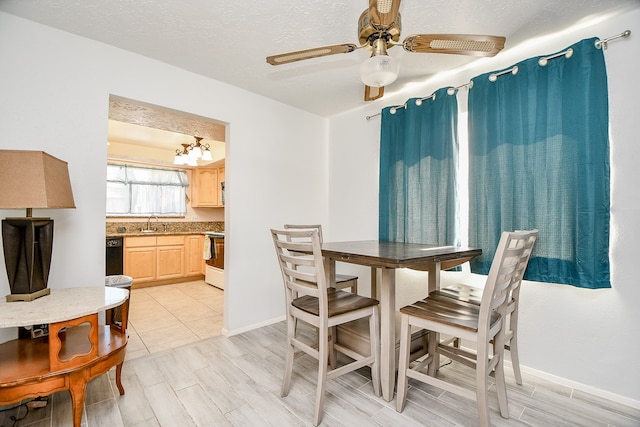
[358,9,401,50]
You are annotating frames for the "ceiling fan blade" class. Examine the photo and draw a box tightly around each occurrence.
[266,43,358,65]
[364,85,384,102]
[368,0,401,29]
[403,34,506,57]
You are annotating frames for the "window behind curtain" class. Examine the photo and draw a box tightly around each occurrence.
[379,87,459,245]
[106,163,188,216]
[467,38,610,289]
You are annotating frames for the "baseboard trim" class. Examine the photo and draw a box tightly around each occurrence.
[222,314,286,337]
[516,362,640,410]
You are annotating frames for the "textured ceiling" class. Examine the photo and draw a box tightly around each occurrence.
[1,0,638,117]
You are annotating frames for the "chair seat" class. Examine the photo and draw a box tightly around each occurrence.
[400,294,500,333]
[293,288,378,318]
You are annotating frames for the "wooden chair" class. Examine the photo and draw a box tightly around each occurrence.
[433,229,538,385]
[283,224,358,294]
[271,228,380,426]
[396,230,537,427]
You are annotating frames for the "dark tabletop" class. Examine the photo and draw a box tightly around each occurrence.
[321,240,482,270]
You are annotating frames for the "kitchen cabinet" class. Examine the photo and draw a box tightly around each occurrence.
[217,167,225,206]
[124,234,203,285]
[185,234,205,276]
[156,235,185,281]
[192,167,225,207]
[124,236,156,284]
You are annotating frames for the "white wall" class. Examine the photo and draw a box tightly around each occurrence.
[0,12,328,341]
[328,7,640,406]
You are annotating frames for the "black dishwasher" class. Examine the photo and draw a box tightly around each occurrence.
[106,237,124,275]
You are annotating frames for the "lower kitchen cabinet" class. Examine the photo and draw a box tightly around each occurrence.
[185,234,205,276]
[124,234,204,285]
[124,245,156,283]
[156,236,185,280]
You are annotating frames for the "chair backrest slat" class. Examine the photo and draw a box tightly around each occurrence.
[284,224,324,243]
[271,228,328,310]
[479,230,538,336]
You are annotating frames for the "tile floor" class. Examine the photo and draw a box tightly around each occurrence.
[126,280,224,360]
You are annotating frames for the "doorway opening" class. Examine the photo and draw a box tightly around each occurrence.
[106,95,229,358]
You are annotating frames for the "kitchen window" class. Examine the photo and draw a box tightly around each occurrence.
[106,163,188,216]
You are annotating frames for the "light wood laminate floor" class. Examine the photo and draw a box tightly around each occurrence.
[1,281,638,426]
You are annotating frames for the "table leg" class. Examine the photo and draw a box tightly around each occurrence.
[324,258,337,368]
[427,261,442,370]
[69,370,88,427]
[324,258,336,288]
[427,261,441,294]
[370,267,378,299]
[379,267,396,402]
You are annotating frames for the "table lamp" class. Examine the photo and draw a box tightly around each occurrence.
[0,150,76,302]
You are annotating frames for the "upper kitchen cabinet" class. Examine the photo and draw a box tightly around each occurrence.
[192,166,225,208]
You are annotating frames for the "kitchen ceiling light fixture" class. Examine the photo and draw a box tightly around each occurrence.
[0,150,76,302]
[360,37,400,88]
[173,136,213,165]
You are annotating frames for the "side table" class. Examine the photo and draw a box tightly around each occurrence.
[0,287,129,427]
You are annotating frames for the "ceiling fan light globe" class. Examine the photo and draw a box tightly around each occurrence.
[360,54,399,87]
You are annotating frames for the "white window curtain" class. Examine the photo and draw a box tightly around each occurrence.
[106,163,188,216]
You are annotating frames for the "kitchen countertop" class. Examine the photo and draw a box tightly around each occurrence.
[106,231,213,238]
[106,220,224,238]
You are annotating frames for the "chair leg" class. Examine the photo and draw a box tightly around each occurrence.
[329,326,337,369]
[396,314,412,412]
[427,331,438,376]
[369,307,381,397]
[495,354,510,419]
[314,325,329,426]
[476,340,491,427]
[281,315,295,397]
[509,315,523,385]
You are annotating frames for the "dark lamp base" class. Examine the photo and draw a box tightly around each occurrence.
[2,218,54,302]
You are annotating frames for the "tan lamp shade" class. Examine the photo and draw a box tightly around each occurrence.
[0,150,76,211]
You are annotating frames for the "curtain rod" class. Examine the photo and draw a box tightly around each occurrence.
[366,30,631,121]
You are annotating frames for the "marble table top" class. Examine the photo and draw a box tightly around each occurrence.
[0,287,128,328]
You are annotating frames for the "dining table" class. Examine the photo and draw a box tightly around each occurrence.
[321,240,482,402]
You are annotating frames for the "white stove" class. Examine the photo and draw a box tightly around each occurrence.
[204,232,225,289]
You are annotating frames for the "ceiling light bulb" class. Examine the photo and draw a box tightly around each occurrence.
[173,150,183,165]
[191,136,204,159]
[201,149,213,161]
[191,146,202,158]
[360,54,399,87]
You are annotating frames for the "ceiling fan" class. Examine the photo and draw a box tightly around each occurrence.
[266,0,506,101]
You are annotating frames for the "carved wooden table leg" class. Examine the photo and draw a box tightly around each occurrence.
[115,362,125,395]
[69,370,88,427]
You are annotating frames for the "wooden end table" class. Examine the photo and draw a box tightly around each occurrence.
[0,287,129,427]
